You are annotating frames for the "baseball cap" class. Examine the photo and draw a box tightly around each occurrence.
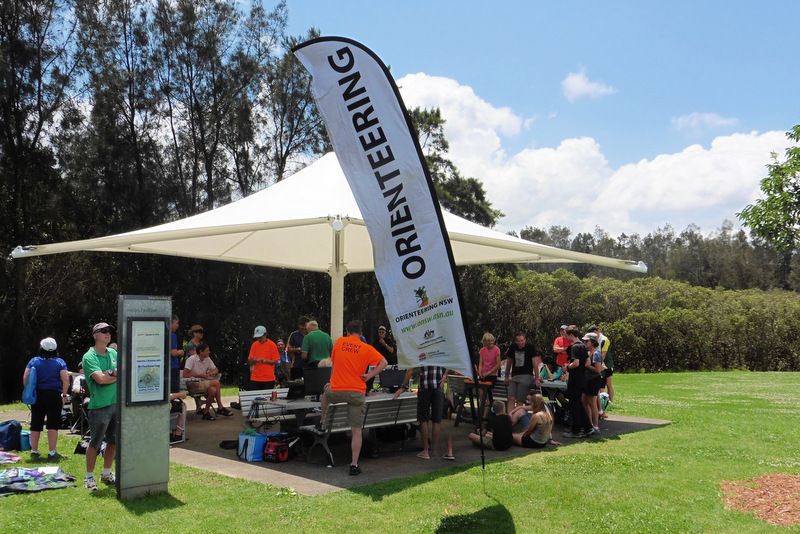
[587,325,599,333]
[92,322,113,335]
[40,337,57,351]
[560,324,568,330]
[378,326,387,332]
[253,325,267,338]
[582,332,599,342]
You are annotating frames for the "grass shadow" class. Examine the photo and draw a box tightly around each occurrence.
[435,501,515,533]
[119,491,186,515]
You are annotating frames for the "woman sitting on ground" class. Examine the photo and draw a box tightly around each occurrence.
[512,392,561,448]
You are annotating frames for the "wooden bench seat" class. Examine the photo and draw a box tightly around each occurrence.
[300,392,417,466]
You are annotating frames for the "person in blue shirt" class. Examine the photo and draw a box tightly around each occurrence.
[170,315,185,393]
[24,337,69,460]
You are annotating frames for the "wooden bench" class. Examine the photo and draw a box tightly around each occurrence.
[300,392,417,466]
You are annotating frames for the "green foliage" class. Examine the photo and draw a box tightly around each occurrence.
[739,124,800,251]
[456,268,800,373]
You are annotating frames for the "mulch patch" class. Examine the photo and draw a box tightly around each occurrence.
[721,473,800,527]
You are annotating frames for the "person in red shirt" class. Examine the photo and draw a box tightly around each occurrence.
[553,324,572,368]
[321,320,387,475]
[248,326,280,390]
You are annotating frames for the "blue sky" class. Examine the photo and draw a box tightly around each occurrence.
[285,1,800,237]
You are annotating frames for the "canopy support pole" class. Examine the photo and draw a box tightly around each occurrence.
[329,217,347,339]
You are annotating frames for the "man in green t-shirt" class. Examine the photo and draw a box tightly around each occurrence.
[81,322,118,491]
[300,320,333,367]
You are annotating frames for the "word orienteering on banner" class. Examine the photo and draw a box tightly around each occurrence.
[294,37,473,377]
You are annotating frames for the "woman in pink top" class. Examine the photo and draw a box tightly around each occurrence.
[478,332,502,382]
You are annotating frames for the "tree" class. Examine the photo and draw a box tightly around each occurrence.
[738,125,800,252]
[0,0,86,401]
[260,29,329,184]
[152,0,286,214]
[408,106,503,227]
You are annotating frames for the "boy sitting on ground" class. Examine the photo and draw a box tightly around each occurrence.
[468,400,513,451]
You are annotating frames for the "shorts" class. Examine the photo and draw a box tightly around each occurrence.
[30,389,63,431]
[417,387,444,424]
[601,367,613,388]
[508,374,533,403]
[520,434,547,449]
[517,412,532,430]
[88,404,117,449]
[583,375,603,397]
[325,389,366,428]
[187,380,210,395]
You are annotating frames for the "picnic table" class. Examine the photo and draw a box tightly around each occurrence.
[254,397,322,426]
[539,379,567,401]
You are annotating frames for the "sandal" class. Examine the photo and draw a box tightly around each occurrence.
[217,407,234,417]
[202,411,216,421]
[416,452,430,460]
[442,454,455,460]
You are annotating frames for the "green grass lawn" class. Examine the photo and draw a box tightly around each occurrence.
[2,373,798,533]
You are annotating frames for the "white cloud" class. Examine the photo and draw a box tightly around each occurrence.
[672,112,739,133]
[561,69,616,103]
[398,74,786,238]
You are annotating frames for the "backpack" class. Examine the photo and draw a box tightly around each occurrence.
[0,420,22,451]
[22,364,37,405]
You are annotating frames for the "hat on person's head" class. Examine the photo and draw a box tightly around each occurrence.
[92,322,113,335]
[560,324,568,330]
[378,326,387,332]
[188,325,204,335]
[40,337,57,351]
[587,325,599,333]
[253,325,267,338]
[582,332,599,342]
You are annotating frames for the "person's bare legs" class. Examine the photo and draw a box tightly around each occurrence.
[86,446,100,474]
[47,428,58,452]
[30,430,41,453]
[103,444,115,469]
[419,421,431,458]
[607,376,614,403]
[444,432,454,458]
[582,394,598,428]
[350,427,362,466]
[431,422,441,456]
[208,380,224,411]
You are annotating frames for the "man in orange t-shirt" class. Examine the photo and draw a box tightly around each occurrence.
[553,324,573,368]
[321,320,387,475]
[248,325,280,390]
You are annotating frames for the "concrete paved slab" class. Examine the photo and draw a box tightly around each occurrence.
[5,397,669,496]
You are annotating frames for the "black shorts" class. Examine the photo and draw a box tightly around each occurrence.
[583,375,602,397]
[417,388,444,423]
[30,389,63,431]
[520,435,547,449]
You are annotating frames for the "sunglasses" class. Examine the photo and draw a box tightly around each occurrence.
[194,330,204,334]
[96,329,111,334]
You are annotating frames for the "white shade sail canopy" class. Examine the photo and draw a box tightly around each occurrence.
[11,152,646,337]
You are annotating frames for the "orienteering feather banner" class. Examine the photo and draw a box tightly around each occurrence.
[294,37,472,376]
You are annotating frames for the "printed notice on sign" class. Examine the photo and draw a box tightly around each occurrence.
[130,320,165,403]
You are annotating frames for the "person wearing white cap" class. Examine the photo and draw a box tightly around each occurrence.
[248,325,280,390]
[24,337,69,461]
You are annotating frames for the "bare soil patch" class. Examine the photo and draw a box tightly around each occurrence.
[721,473,800,527]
